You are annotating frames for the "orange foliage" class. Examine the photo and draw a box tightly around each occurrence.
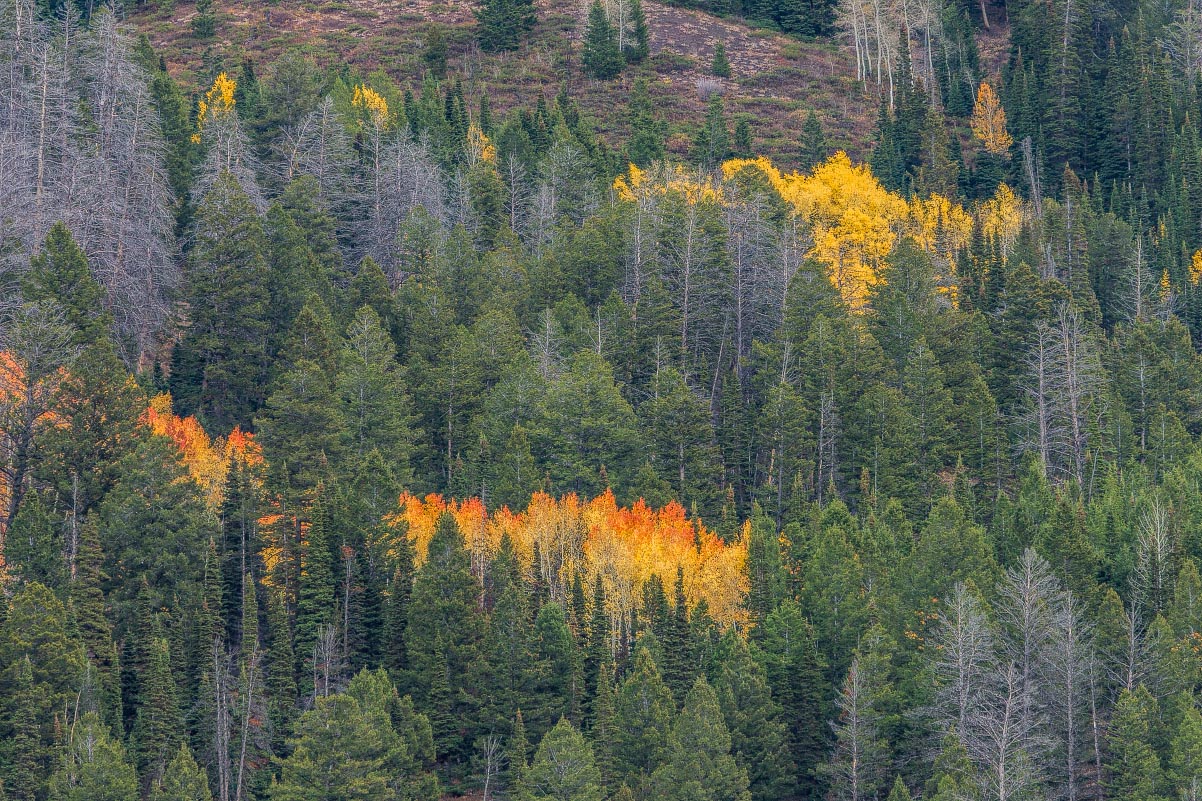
[388,490,748,629]
[143,393,261,508]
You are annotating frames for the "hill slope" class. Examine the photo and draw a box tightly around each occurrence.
[132,0,878,164]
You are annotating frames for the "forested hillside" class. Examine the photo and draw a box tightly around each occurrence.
[8,0,1202,799]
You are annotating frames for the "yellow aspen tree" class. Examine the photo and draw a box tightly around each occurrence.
[970,82,1013,155]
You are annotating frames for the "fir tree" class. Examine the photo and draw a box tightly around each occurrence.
[649,677,751,801]
[46,712,139,801]
[1106,686,1165,801]
[524,718,603,801]
[23,222,112,347]
[613,644,675,786]
[626,0,649,63]
[151,745,211,801]
[694,94,730,168]
[582,0,624,80]
[132,638,186,788]
[711,41,731,78]
[800,110,829,169]
[626,79,665,167]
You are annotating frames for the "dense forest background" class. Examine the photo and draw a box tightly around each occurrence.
[8,0,1202,800]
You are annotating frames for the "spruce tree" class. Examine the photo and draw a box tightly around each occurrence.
[294,488,338,700]
[800,110,828,169]
[23,222,112,347]
[405,513,483,763]
[582,0,624,80]
[338,306,416,484]
[524,718,603,801]
[626,0,649,63]
[151,745,211,801]
[711,41,731,78]
[694,94,730,168]
[613,644,675,786]
[649,677,751,801]
[1106,686,1164,801]
[476,0,537,52]
[70,519,122,727]
[132,638,185,788]
[46,712,139,801]
[172,172,271,431]
[714,632,791,801]
[627,78,665,167]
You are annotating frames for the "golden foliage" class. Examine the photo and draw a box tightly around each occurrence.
[193,72,237,144]
[970,82,1013,155]
[724,153,909,309]
[613,163,723,205]
[144,393,261,508]
[467,123,497,166]
[906,193,975,284]
[351,84,391,131]
[388,490,748,628]
[978,182,1024,259]
[1191,249,1202,285]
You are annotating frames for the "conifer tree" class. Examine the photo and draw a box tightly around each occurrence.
[70,519,122,727]
[627,79,665,167]
[714,632,791,801]
[613,644,675,786]
[649,677,751,801]
[47,712,139,801]
[800,110,829,169]
[24,222,112,347]
[1106,686,1164,801]
[711,41,731,78]
[626,0,649,63]
[476,0,538,52]
[133,638,186,788]
[406,513,483,763]
[525,718,603,801]
[694,94,731,168]
[338,306,415,484]
[294,488,338,700]
[507,710,531,798]
[172,172,271,431]
[582,0,624,80]
[151,745,211,801]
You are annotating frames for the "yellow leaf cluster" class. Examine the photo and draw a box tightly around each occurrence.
[970,82,1013,155]
[467,123,497,165]
[725,153,908,309]
[351,84,391,131]
[388,490,748,628]
[144,393,262,509]
[613,163,723,205]
[193,72,236,144]
[906,194,974,270]
[1191,249,1202,285]
[979,182,1024,258]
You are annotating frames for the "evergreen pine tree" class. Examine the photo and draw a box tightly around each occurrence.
[626,0,649,63]
[582,0,624,80]
[613,644,675,786]
[23,222,113,346]
[649,677,751,801]
[800,110,829,169]
[524,718,603,801]
[132,638,186,788]
[694,94,730,168]
[46,712,139,801]
[627,79,665,167]
[70,519,122,728]
[151,745,211,801]
[711,41,731,78]
[1106,686,1165,801]
[172,172,271,431]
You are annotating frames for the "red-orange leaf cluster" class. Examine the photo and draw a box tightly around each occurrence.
[389,490,748,629]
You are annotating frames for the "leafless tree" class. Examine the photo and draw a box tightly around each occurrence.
[823,653,887,801]
[931,582,996,735]
[1133,496,1174,613]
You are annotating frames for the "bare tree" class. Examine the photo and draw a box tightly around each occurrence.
[823,655,888,801]
[931,582,996,736]
[1133,495,1174,613]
